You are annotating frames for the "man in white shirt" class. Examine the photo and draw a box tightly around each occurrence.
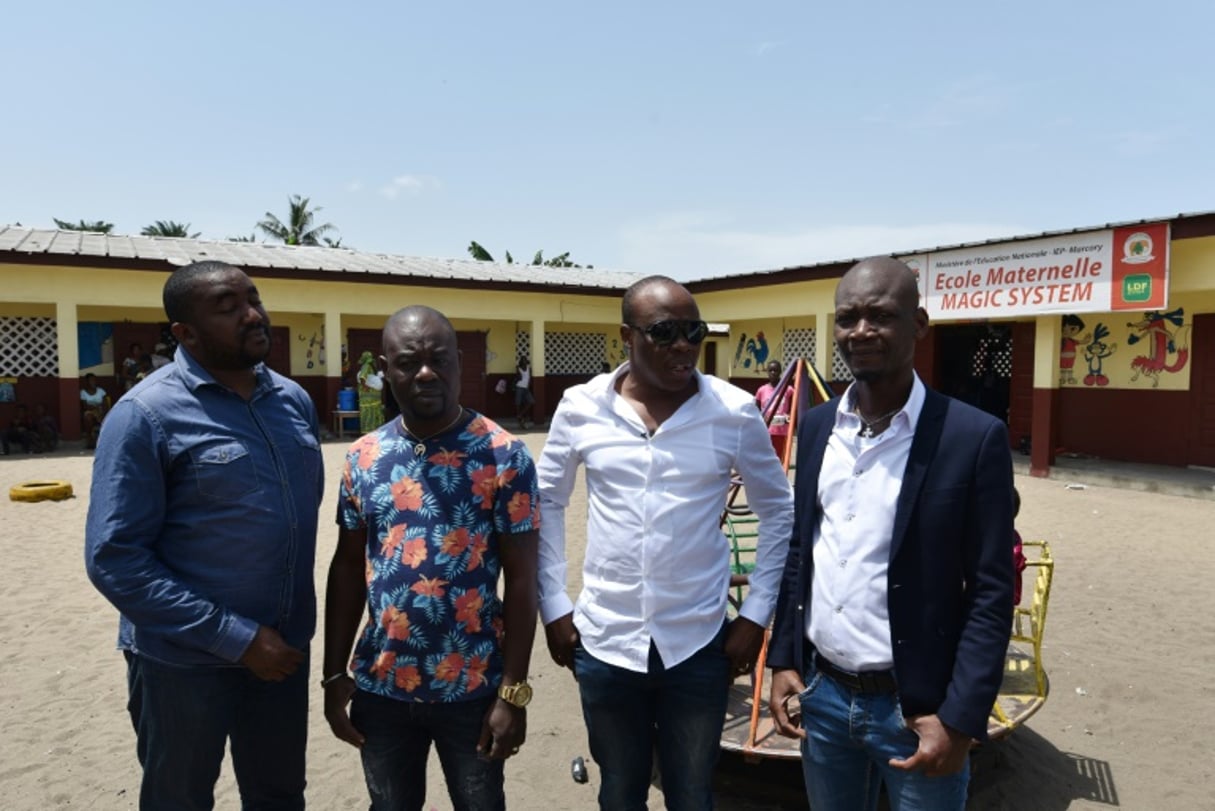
[537,275,794,810]
[767,258,1014,810]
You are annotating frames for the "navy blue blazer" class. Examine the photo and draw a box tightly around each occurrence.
[768,387,1014,741]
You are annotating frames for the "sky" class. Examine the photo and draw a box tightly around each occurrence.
[2,1,1213,281]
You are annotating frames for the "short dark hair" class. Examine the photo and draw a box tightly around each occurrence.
[622,275,680,324]
[163,261,241,324]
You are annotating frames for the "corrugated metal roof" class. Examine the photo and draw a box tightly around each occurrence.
[0,226,645,291]
[692,210,1215,283]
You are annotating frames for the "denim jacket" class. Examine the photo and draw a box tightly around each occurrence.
[85,347,323,667]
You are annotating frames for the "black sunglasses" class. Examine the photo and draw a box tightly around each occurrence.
[629,319,709,346]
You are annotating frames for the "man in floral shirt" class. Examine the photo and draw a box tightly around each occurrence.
[323,305,540,811]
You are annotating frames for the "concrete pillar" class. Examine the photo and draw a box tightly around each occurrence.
[1030,316,1062,477]
[529,320,547,418]
[323,309,343,422]
[55,301,82,440]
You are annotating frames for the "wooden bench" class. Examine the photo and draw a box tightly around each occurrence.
[331,410,360,439]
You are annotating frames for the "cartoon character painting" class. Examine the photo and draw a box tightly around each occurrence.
[1082,324,1117,386]
[1059,314,1090,385]
[742,331,769,370]
[1126,308,1190,388]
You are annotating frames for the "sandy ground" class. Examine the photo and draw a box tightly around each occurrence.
[1,432,1212,810]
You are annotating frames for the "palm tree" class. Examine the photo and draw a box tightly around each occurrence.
[141,220,199,238]
[468,241,587,268]
[257,195,337,246]
[53,218,114,233]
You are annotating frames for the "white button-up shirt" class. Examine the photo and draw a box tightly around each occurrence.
[807,374,925,672]
[538,365,794,672]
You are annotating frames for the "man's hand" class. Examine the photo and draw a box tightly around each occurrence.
[478,699,526,760]
[724,617,765,678]
[544,613,579,673]
[323,675,365,748]
[889,714,972,776]
[239,625,304,681]
[769,667,806,740]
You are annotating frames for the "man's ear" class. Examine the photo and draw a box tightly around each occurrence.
[170,321,194,348]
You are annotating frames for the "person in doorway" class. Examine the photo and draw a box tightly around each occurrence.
[514,356,535,429]
[537,275,794,810]
[31,403,59,452]
[121,342,143,391]
[85,260,324,810]
[767,257,1014,811]
[324,305,540,811]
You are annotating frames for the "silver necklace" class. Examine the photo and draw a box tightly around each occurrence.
[401,408,465,457]
[855,405,901,438]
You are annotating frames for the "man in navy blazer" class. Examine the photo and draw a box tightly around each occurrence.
[768,257,1014,810]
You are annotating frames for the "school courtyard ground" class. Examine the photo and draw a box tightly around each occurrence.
[1,432,1211,809]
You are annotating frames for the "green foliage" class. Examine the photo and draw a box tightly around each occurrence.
[467,241,587,268]
[141,220,199,238]
[53,218,114,233]
[257,194,337,246]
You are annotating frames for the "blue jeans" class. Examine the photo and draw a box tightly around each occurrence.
[351,690,504,811]
[125,652,308,811]
[797,668,969,811]
[574,624,731,811]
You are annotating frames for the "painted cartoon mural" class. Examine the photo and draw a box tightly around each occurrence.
[297,328,326,370]
[734,330,770,370]
[1059,314,1090,385]
[1082,324,1117,386]
[1127,308,1190,388]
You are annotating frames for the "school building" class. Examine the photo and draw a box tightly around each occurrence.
[2,210,1213,477]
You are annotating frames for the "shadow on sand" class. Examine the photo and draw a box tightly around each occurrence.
[710,726,1118,811]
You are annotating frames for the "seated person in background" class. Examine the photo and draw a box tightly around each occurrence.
[136,354,155,382]
[3,404,35,455]
[150,342,172,369]
[1013,487,1027,605]
[80,373,111,450]
[32,404,59,452]
[121,342,143,391]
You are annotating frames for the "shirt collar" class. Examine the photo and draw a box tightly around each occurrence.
[174,345,277,397]
[834,372,926,433]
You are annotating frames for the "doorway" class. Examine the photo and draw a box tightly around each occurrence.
[934,323,1013,423]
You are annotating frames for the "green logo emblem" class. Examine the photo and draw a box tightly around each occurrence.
[1122,274,1151,302]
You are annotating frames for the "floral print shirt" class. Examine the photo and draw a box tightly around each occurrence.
[338,411,539,703]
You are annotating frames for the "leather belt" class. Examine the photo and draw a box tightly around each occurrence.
[813,653,898,695]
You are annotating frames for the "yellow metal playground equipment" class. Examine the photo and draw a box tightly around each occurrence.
[720,358,1053,760]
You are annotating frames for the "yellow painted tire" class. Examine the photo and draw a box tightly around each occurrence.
[9,480,74,502]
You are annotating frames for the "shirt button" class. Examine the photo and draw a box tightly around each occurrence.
[845,513,855,521]
[839,559,847,568]
[835,605,843,613]
[854,468,863,476]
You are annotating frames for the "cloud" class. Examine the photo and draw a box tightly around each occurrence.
[617,212,1029,281]
[756,41,779,57]
[345,180,363,193]
[379,174,440,200]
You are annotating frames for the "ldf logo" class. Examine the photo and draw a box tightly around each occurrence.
[1123,274,1152,302]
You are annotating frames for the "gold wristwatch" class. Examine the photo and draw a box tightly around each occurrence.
[497,680,533,708]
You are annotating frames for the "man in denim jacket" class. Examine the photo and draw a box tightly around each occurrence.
[85,261,324,810]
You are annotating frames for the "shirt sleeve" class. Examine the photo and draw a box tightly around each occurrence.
[336,443,367,531]
[493,440,541,535]
[83,400,257,663]
[733,406,795,627]
[535,397,581,624]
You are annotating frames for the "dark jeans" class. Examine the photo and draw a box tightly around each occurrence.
[574,624,731,811]
[351,690,504,811]
[125,651,308,811]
